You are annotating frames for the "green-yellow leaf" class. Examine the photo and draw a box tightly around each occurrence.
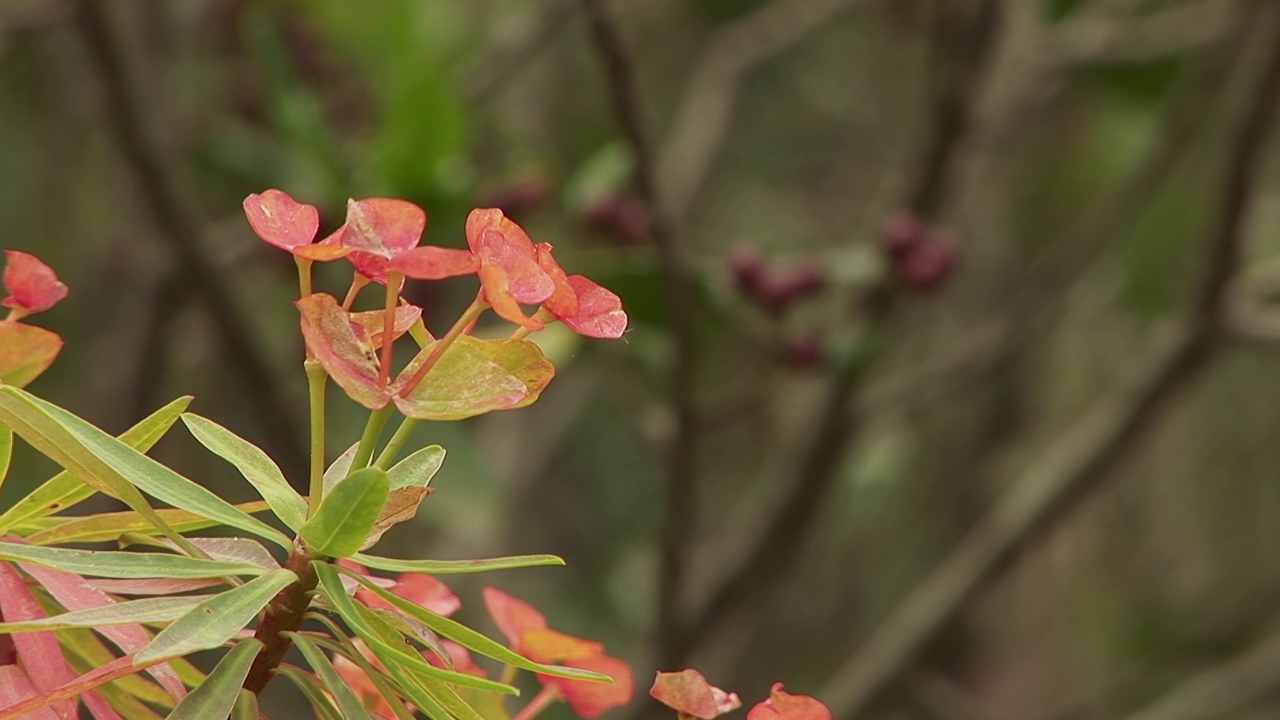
[24,501,273,546]
[0,424,11,490]
[300,467,389,557]
[163,639,262,720]
[0,543,265,579]
[0,322,62,388]
[181,414,307,530]
[276,667,343,720]
[137,569,297,663]
[231,690,257,720]
[0,595,211,633]
[392,337,554,421]
[0,395,192,534]
[287,633,375,720]
[351,552,565,574]
[386,444,444,489]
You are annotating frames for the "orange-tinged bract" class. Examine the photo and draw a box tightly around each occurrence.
[242,189,349,261]
[650,669,741,719]
[483,587,634,718]
[745,683,832,720]
[327,197,428,284]
[2,250,68,315]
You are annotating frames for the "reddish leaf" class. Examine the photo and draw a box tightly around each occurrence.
[535,244,579,318]
[465,208,535,254]
[0,666,58,720]
[2,252,67,316]
[356,486,434,552]
[543,653,634,720]
[0,652,172,720]
[0,563,77,719]
[297,294,390,410]
[482,587,547,648]
[348,305,423,351]
[388,247,480,280]
[522,629,603,663]
[650,669,741,719]
[558,276,627,340]
[242,189,320,251]
[332,198,427,284]
[746,684,832,720]
[475,232,554,305]
[85,578,221,596]
[21,564,186,703]
[425,641,486,678]
[0,323,61,388]
[393,337,553,421]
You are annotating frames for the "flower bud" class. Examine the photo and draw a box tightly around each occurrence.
[878,211,926,261]
[897,230,959,293]
[784,331,826,370]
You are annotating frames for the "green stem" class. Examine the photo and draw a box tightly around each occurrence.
[304,360,327,517]
[294,257,314,298]
[373,417,419,471]
[351,405,394,471]
[397,294,488,397]
[379,272,401,389]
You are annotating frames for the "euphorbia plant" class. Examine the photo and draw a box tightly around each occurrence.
[0,189,631,719]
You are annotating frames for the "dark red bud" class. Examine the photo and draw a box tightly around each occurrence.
[729,245,766,298]
[583,194,652,246]
[778,261,827,300]
[785,331,826,370]
[879,211,926,261]
[756,270,796,318]
[480,180,552,222]
[898,231,959,293]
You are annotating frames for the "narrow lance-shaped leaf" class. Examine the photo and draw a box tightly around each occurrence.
[311,562,520,696]
[286,633,376,720]
[25,501,274,547]
[5,388,292,549]
[299,467,389,558]
[0,322,62,388]
[386,445,445,490]
[0,396,193,534]
[0,563,77,719]
[137,569,297,663]
[181,414,307,530]
[393,336,554,421]
[0,666,59,720]
[339,568,611,683]
[0,543,266,579]
[56,627,177,709]
[231,690,257,720]
[163,640,263,720]
[0,596,211,633]
[275,667,343,720]
[352,552,565,574]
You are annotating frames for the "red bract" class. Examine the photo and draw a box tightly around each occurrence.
[483,587,634,719]
[358,572,461,617]
[466,209,555,329]
[650,669,741,719]
[535,244,628,339]
[746,684,832,720]
[3,251,68,316]
[243,189,348,261]
[325,197,427,284]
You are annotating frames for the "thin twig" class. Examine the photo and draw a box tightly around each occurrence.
[575,0,703,669]
[659,0,864,220]
[1053,0,1234,66]
[74,0,307,479]
[672,0,1005,662]
[819,10,1280,715]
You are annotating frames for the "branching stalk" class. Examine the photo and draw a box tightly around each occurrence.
[397,294,489,397]
[304,360,327,516]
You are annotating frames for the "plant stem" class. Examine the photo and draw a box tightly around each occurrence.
[373,417,420,471]
[4,309,24,322]
[304,360,327,517]
[295,257,314,298]
[512,686,560,720]
[342,274,369,310]
[351,405,394,471]
[397,294,488,397]
[242,543,320,694]
[379,272,401,389]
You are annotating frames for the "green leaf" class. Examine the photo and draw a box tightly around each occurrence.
[297,293,390,410]
[0,595,211,633]
[351,552,565,574]
[163,639,263,720]
[299,467,389,557]
[0,395,193,534]
[3,388,292,549]
[338,567,610,683]
[387,444,444,489]
[0,423,10,490]
[0,391,193,545]
[312,562,520,696]
[287,633,375,720]
[322,442,358,494]
[0,322,62,388]
[231,690,257,720]
[181,413,308,530]
[393,337,554,421]
[56,627,177,709]
[385,663,474,720]
[276,666,344,720]
[24,501,274,546]
[138,569,297,663]
[0,543,266,579]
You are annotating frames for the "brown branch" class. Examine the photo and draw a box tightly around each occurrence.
[670,0,1005,663]
[575,0,703,669]
[466,0,576,102]
[74,0,307,479]
[819,9,1280,715]
[659,0,864,220]
[1052,0,1236,66]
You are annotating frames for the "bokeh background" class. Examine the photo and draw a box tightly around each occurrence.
[5,0,1280,718]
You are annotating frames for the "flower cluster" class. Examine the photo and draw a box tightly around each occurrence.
[650,670,830,720]
[0,250,67,388]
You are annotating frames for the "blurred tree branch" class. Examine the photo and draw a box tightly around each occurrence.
[817,6,1280,714]
[1053,0,1236,65]
[73,0,307,479]
[575,0,703,670]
